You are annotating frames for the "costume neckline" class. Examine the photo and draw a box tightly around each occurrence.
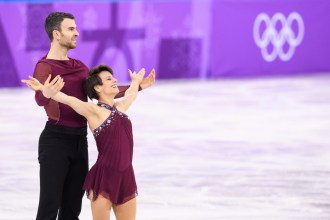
[97,102,115,111]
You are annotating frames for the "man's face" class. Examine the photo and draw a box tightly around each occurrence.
[57,18,79,49]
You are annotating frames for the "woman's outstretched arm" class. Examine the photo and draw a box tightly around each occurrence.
[22,75,96,119]
[116,68,155,113]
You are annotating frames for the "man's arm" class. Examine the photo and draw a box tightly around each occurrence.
[115,85,138,99]
[33,62,52,106]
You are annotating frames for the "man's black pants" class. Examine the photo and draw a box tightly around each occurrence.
[36,122,89,220]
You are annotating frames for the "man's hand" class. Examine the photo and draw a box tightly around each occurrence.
[21,76,44,91]
[21,75,64,98]
[139,68,156,89]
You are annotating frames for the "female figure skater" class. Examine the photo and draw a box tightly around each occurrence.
[23,65,155,220]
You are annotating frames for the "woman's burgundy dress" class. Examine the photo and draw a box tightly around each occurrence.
[83,103,137,205]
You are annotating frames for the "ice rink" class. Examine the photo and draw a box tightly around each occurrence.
[1,75,330,220]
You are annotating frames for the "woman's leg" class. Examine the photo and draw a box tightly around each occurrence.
[90,190,112,220]
[112,198,137,220]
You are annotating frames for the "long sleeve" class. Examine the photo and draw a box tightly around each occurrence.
[33,62,52,106]
[115,85,142,99]
[30,57,88,127]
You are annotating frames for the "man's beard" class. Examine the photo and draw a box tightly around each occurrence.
[62,41,77,49]
[60,33,77,49]
[68,43,77,49]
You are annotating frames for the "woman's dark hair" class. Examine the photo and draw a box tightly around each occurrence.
[45,12,75,41]
[83,65,114,100]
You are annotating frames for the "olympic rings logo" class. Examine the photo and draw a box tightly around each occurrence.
[253,12,304,62]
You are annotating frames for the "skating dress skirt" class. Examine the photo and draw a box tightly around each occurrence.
[83,103,137,205]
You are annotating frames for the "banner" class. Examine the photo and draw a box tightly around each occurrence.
[210,0,330,77]
[0,0,329,87]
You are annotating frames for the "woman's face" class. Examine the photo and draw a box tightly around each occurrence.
[97,70,119,95]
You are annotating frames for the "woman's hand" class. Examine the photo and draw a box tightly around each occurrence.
[21,75,65,98]
[128,68,146,84]
[42,75,65,98]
